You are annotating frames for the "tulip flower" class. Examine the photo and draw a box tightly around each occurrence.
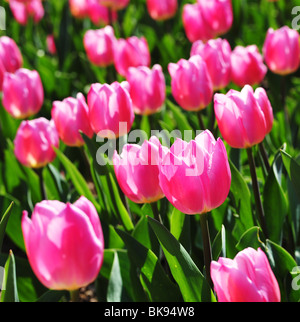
[231,45,267,87]
[146,0,177,21]
[14,117,59,169]
[83,26,116,67]
[87,81,134,139]
[191,38,231,91]
[214,85,273,149]
[211,247,281,302]
[2,68,44,119]
[9,0,44,25]
[168,55,213,112]
[159,130,231,215]
[51,93,94,147]
[22,196,104,292]
[126,64,166,115]
[263,26,300,75]
[113,36,151,77]
[98,0,129,11]
[69,0,89,19]
[0,36,23,90]
[113,136,165,204]
[46,35,57,55]
[87,0,117,25]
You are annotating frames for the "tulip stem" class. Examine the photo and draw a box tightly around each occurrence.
[36,167,47,200]
[199,213,213,289]
[258,142,271,173]
[246,147,269,239]
[70,289,80,302]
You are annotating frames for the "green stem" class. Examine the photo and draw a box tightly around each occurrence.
[70,289,80,302]
[199,213,213,289]
[258,141,271,173]
[36,167,47,200]
[246,147,269,239]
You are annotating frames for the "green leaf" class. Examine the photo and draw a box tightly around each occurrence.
[0,250,19,302]
[107,251,124,302]
[116,228,182,302]
[0,202,14,253]
[53,147,100,211]
[147,217,216,302]
[235,226,263,252]
[281,150,300,200]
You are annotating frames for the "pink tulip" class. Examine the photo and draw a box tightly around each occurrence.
[87,81,134,138]
[22,196,104,291]
[231,45,267,87]
[52,93,94,147]
[214,85,274,149]
[83,26,116,67]
[126,64,166,115]
[191,38,231,91]
[197,0,233,37]
[87,0,117,25]
[182,3,214,43]
[168,55,213,111]
[69,0,89,18]
[263,26,300,75]
[2,68,44,119]
[46,35,57,55]
[113,36,151,77]
[146,0,177,21]
[14,117,59,168]
[0,36,23,90]
[113,136,165,204]
[98,0,129,11]
[159,130,231,215]
[211,247,281,302]
[9,0,44,25]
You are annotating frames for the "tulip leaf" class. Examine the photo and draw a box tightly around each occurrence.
[116,228,182,302]
[107,251,124,302]
[53,147,100,211]
[0,250,19,302]
[235,226,263,252]
[0,202,14,254]
[281,150,300,200]
[147,216,216,302]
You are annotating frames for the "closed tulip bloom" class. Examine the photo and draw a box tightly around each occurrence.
[87,0,117,25]
[211,247,281,302]
[263,26,300,75]
[87,81,134,138]
[22,196,104,291]
[191,38,231,91]
[197,0,233,37]
[182,3,214,43]
[0,36,23,90]
[46,35,57,55]
[231,45,267,87]
[52,93,94,147]
[146,0,177,21]
[84,26,116,67]
[69,0,89,18]
[2,68,44,119]
[14,117,59,168]
[113,136,165,204]
[126,64,166,115]
[9,0,44,25]
[98,0,129,11]
[113,36,151,77]
[159,130,231,215]
[168,55,213,111]
[214,85,274,149]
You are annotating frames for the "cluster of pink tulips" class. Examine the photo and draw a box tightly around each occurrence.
[2,0,300,303]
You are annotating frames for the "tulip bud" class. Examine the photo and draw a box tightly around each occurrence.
[214,85,274,149]
[14,117,59,169]
[9,0,44,25]
[191,38,231,91]
[168,55,213,111]
[69,0,89,18]
[211,247,281,302]
[98,0,129,11]
[263,26,300,75]
[83,26,116,67]
[22,196,104,291]
[52,93,94,147]
[2,68,44,119]
[113,136,165,204]
[87,0,117,25]
[87,81,134,138]
[113,36,151,77]
[126,64,166,115]
[231,45,267,87]
[158,130,231,215]
[46,35,57,55]
[146,0,177,21]
[0,36,23,90]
